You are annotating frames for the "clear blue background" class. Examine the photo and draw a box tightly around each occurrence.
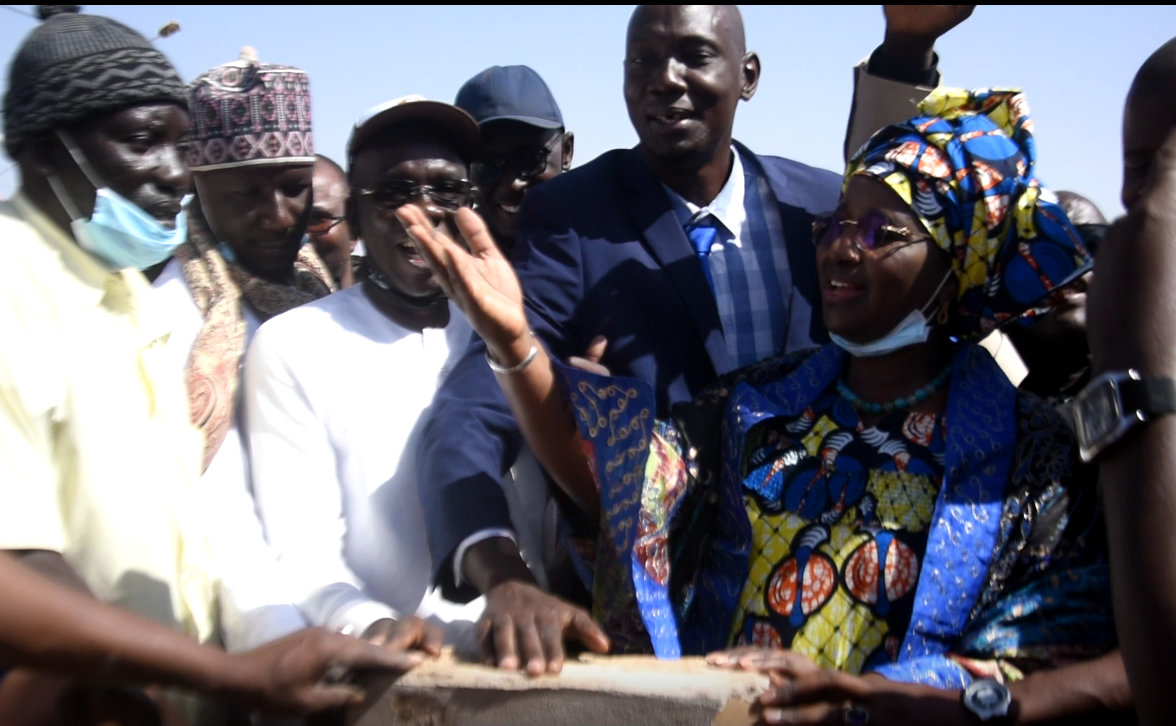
[3,4,1174,217]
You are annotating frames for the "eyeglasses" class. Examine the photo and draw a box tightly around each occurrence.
[812,211,920,252]
[354,179,473,213]
[472,134,563,186]
[307,211,346,235]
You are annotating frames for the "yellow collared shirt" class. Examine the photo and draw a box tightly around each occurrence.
[0,193,216,641]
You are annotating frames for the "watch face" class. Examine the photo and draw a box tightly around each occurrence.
[963,678,1012,720]
[1077,380,1119,445]
[972,683,1006,709]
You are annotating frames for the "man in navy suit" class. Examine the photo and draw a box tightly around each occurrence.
[419,4,976,673]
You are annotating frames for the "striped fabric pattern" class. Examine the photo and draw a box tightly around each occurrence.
[667,149,797,370]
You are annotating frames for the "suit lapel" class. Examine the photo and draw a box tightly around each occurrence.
[734,141,828,350]
[619,147,733,375]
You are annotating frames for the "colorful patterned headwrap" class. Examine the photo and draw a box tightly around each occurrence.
[187,53,313,171]
[846,88,1092,338]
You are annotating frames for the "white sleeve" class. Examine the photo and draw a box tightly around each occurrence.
[201,428,308,652]
[453,529,518,587]
[244,325,394,637]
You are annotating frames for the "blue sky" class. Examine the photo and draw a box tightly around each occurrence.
[3,5,1174,216]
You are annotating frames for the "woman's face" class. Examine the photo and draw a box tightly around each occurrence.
[816,175,956,345]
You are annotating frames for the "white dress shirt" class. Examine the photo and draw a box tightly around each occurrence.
[154,259,308,652]
[244,285,484,649]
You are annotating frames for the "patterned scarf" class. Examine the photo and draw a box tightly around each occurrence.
[175,203,336,472]
[846,88,1092,339]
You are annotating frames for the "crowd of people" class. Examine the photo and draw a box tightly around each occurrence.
[1,3,1174,725]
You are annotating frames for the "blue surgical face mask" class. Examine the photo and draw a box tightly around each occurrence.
[830,270,954,357]
[47,130,190,271]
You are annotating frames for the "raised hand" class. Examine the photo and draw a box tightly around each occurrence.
[396,205,531,365]
[883,5,976,43]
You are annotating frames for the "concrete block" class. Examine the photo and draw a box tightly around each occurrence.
[347,649,770,726]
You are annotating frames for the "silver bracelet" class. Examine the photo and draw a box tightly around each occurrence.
[486,341,539,375]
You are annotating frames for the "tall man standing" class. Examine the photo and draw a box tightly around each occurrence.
[419,4,975,675]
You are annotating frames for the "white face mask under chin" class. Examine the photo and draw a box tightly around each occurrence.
[830,270,954,358]
[47,130,190,271]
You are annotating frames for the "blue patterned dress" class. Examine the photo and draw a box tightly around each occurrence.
[559,342,1113,688]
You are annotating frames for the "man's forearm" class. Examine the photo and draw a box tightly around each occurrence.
[0,551,242,698]
[460,536,537,595]
[490,338,599,518]
[1099,420,1176,726]
[1010,651,1133,724]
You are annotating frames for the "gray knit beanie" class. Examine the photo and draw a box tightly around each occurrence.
[3,6,188,158]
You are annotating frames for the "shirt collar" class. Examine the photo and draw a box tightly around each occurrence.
[10,191,112,309]
[662,146,747,237]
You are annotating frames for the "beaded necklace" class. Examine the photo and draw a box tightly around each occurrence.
[836,360,954,416]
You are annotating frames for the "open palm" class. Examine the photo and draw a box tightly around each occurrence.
[396,206,530,356]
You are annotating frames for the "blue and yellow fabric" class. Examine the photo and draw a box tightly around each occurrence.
[555,88,1109,689]
[558,344,1112,688]
[847,87,1092,338]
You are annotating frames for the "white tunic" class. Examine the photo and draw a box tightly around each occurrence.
[153,259,308,651]
[243,285,487,650]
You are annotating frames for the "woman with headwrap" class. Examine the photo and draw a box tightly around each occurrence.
[398,88,1124,723]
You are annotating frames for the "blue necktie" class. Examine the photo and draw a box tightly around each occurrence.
[686,215,718,292]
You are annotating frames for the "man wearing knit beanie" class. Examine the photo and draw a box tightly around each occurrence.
[0,7,435,723]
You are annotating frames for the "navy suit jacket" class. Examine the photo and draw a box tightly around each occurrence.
[419,142,840,596]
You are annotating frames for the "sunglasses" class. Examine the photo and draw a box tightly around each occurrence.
[354,179,473,213]
[472,133,563,186]
[812,211,919,252]
[307,212,346,235]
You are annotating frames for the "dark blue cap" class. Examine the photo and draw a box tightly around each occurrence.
[454,65,563,130]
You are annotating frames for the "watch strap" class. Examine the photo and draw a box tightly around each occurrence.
[1120,376,1176,418]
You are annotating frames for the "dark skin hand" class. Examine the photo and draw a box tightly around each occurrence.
[462,536,608,677]
[0,550,435,716]
[474,120,573,255]
[874,6,976,71]
[3,551,186,725]
[624,4,757,206]
[193,163,314,283]
[360,617,443,653]
[393,177,963,676]
[309,157,355,289]
[397,205,612,674]
[710,647,1133,725]
[17,103,191,242]
[1087,127,1176,726]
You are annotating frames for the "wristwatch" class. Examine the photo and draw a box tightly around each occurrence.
[961,678,1012,722]
[1068,369,1176,462]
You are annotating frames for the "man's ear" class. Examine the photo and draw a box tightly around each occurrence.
[24,134,61,179]
[561,131,575,171]
[740,51,761,102]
